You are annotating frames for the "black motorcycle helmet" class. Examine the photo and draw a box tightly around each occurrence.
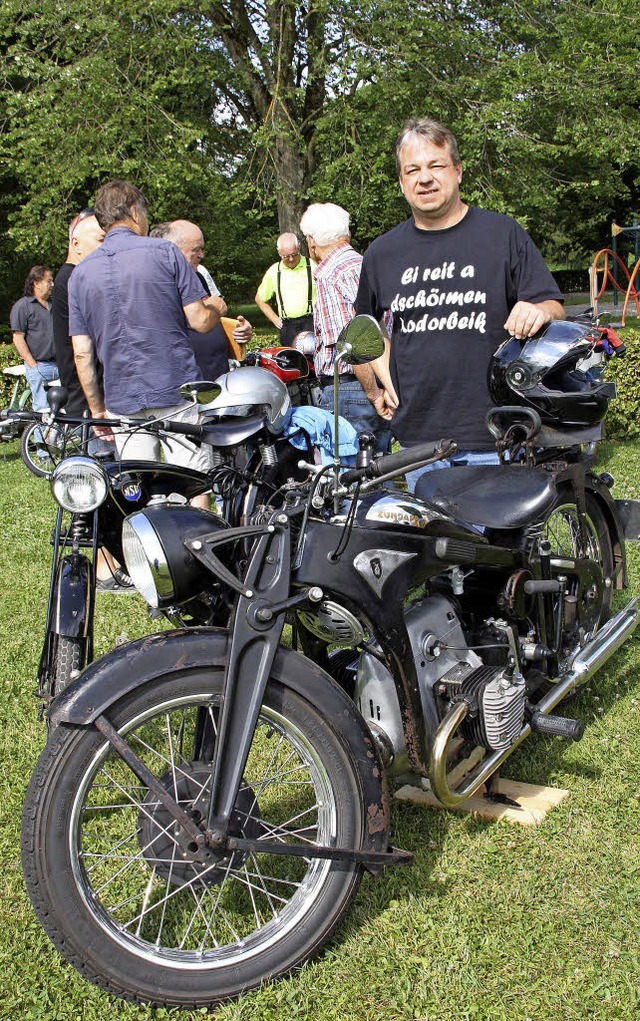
[488,320,616,427]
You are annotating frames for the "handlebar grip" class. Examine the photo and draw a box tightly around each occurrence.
[160,419,205,439]
[340,439,456,486]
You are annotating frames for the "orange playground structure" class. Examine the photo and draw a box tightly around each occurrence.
[591,222,640,323]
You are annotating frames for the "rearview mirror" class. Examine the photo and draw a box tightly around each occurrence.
[337,315,385,364]
[179,381,223,405]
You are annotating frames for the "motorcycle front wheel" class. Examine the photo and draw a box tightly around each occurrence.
[22,668,366,1008]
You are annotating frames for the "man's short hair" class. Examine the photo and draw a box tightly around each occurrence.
[299,203,351,248]
[395,118,460,174]
[94,180,148,231]
[149,222,172,239]
[23,265,50,297]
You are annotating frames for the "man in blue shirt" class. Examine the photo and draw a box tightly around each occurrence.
[68,180,219,471]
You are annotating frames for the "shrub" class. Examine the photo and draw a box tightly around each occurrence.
[552,268,590,293]
[604,326,640,439]
[0,343,23,406]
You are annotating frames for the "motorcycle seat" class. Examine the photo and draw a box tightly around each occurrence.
[415,465,557,530]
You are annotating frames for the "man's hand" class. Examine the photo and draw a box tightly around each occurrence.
[504,299,565,339]
[371,390,396,421]
[90,411,116,443]
[233,315,253,343]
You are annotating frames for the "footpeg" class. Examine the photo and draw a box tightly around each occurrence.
[530,711,584,741]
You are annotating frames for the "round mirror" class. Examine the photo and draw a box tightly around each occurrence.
[338,315,385,363]
[179,380,223,405]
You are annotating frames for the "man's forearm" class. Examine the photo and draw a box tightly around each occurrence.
[73,337,105,414]
[255,294,281,329]
[12,332,36,367]
[353,363,382,401]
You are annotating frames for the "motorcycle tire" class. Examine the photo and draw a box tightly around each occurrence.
[52,635,85,696]
[20,420,83,478]
[22,667,367,1008]
[541,488,615,628]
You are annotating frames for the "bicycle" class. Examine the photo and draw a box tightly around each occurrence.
[20,416,84,477]
[0,364,32,442]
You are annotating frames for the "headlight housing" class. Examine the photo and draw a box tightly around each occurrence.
[51,456,109,512]
[122,505,229,608]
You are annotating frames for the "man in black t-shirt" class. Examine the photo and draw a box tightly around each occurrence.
[355,117,564,487]
[52,209,105,417]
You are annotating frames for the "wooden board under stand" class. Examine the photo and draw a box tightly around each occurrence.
[395,750,569,826]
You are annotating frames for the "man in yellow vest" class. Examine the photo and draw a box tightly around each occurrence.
[254,232,316,345]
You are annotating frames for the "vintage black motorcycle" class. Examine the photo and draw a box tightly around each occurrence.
[22,347,319,700]
[21,315,638,1008]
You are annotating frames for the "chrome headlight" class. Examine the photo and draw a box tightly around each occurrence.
[122,512,173,608]
[50,456,109,512]
[122,505,228,608]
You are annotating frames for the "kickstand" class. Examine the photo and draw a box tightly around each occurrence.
[483,771,520,808]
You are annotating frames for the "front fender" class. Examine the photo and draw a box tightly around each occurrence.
[50,628,390,854]
[52,555,91,637]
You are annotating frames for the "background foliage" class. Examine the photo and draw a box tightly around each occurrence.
[0,0,638,324]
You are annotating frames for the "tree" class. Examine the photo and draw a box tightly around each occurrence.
[0,0,638,321]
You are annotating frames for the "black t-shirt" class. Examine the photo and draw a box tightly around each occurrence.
[187,270,229,381]
[355,207,563,449]
[51,262,91,417]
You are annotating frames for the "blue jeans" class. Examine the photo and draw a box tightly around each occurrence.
[320,380,391,455]
[25,360,58,412]
[405,448,500,493]
[25,361,58,448]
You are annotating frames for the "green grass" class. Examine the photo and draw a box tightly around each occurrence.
[2,438,640,1020]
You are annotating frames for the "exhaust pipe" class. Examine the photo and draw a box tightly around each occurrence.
[430,598,638,807]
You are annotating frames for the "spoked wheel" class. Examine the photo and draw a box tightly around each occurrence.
[20,420,83,478]
[22,669,366,1008]
[541,490,614,635]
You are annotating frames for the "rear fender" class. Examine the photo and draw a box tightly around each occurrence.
[50,628,390,856]
[585,474,627,588]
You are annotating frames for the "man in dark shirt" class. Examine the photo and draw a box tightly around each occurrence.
[355,117,564,487]
[10,266,57,415]
[68,180,219,470]
[52,209,105,418]
[162,219,252,381]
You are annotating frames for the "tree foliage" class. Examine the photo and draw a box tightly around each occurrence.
[0,0,638,318]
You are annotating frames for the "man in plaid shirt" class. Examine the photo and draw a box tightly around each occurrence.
[299,202,391,453]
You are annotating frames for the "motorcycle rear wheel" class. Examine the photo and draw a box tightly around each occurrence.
[20,421,83,478]
[541,489,614,628]
[22,669,366,1008]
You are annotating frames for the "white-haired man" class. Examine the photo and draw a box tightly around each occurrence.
[300,202,391,453]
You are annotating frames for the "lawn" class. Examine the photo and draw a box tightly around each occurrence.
[1,437,640,1021]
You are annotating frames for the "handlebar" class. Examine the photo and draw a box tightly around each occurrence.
[340,439,457,487]
[158,419,205,439]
